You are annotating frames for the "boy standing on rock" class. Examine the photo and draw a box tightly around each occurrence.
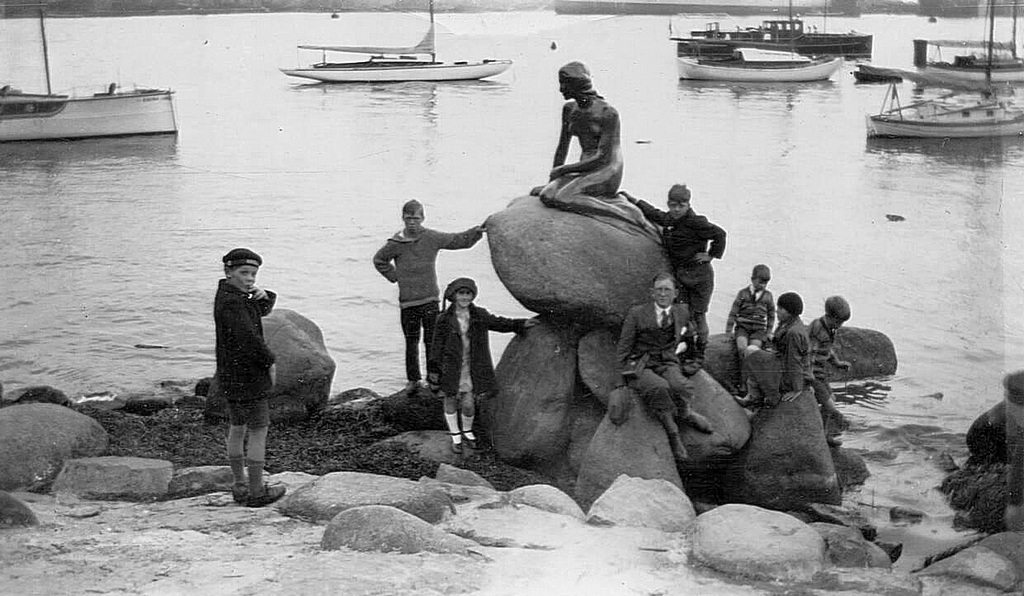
[616,273,714,462]
[429,277,536,454]
[213,248,286,508]
[619,185,726,367]
[373,200,485,393]
[808,296,853,446]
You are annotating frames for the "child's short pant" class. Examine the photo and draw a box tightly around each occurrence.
[736,324,768,344]
[227,398,270,428]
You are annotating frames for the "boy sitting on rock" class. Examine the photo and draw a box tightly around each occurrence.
[809,296,853,446]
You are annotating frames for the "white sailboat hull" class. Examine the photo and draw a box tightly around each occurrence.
[281,60,512,83]
[676,56,842,81]
[866,103,1024,138]
[0,90,178,142]
[919,64,1024,85]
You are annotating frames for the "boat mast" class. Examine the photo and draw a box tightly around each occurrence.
[38,9,52,95]
[1013,0,1019,59]
[429,0,436,63]
[986,0,995,87]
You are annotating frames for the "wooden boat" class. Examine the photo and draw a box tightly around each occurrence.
[673,18,872,59]
[677,47,843,81]
[0,12,177,143]
[281,0,511,84]
[866,0,1024,138]
[910,1,1023,85]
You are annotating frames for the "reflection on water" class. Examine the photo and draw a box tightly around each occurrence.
[0,135,178,169]
[864,135,1024,167]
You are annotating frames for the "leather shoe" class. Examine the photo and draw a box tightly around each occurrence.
[450,441,463,454]
[463,436,478,450]
[246,483,286,508]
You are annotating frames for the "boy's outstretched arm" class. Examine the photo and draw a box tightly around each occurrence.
[439,225,485,250]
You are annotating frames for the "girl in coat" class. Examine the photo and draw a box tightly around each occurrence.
[428,277,537,454]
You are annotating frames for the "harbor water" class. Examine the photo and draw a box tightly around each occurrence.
[1,11,1022,569]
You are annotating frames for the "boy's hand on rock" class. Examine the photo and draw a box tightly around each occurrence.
[523,318,540,329]
[836,360,852,370]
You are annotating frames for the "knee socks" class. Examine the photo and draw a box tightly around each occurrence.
[247,460,265,495]
[444,412,462,443]
[460,414,475,441]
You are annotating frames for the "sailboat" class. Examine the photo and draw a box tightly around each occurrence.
[912,0,1024,85]
[865,0,1024,138]
[280,0,512,83]
[0,11,178,143]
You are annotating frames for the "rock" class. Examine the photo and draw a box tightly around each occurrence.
[585,475,695,532]
[0,491,39,527]
[278,471,453,524]
[508,484,585,520]
[417,477,502,504]
[484,321,578,467]
[120,392,176,416]
[574,391,682,510]
[167,465,234,499]
[266,471,319,494]
[725,388,840,509]
[916,542,1020,592]
[689,503,827,582]
[605,386,634,425]
[965,401,1006,466]
[377,431,461,465]
[577,328,620,405]
[832,446,871,490]
[678,369,751,464]
[810,522,891,569]
[701,327,898,391]
[377,387,445,432]
[804,502,878,541]
[330,387,382,409]
[875,540,904,563]
[1,385,71,408]
[942,462,1007,534]
[435,463,494,489]
[976,532,1024,573]
[890,505,926,524]
[486,195,669,326]
[0,403,108,491]
[321,505,474,554]
[205,308,336,424]
[52,456,173,500]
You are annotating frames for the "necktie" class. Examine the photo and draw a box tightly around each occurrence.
[660,310,671,329]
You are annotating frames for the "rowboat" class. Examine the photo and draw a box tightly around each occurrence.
[0,12,177,143]
[677,47,843,82]
[281,0,511,84]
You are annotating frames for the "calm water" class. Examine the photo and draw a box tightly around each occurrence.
[1,11,1022,564]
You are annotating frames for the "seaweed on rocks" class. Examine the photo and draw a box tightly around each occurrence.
[78,401,548,492]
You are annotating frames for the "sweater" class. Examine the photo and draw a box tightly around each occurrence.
[726,286,776,333]
[773,316,813,393]
[213,279,276,401]
[635,201,726,270]
[372,227,483,308]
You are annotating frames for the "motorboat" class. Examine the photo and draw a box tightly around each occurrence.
[677,47,843,82]
[0,11,177,143]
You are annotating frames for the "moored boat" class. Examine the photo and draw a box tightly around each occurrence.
[0,11,177,143]
[674,18,872,58]
[281,0,511,84]
[677,47,843,81]
[555,0,860,15]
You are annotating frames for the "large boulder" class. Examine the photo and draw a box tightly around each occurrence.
[810,522,891,569]
[508,484,586,520]
[702,327,899,392]
[52,456,173,500]
[578,328,620,405]
[486,195,669,326]
[0,385,71,408]
[206,308,335,423]
[321,505,475,554]
[484,321,578,468]
[690,504,827,582]
[0,403,108,491]
[725,388,841,509]
[167,465,235,499]
[278,471,453,524]
[574,390,682,510]
[586,475,696,532]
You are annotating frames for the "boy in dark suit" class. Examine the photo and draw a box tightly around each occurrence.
[616,273,714,461]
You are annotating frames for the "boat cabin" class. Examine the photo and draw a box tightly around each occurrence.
[693,19,806,42]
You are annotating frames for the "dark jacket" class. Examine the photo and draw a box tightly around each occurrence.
[726,286,776,333]
[372,227,483,308]
[635,201,726,270]
[773,316,812,393]
[808,316,841,380]
[616,302,693,373]
[428,304,526,396]
[214,279,276,401]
